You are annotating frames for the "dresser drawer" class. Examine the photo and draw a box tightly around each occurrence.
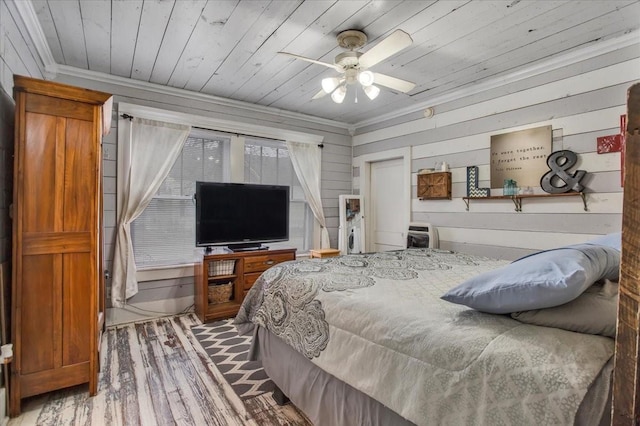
[244,272,262,290]
[244,253,294,273]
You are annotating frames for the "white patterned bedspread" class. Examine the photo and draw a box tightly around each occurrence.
[235,249,614,425]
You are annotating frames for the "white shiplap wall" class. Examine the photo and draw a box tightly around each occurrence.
[2,0,638,313]
[0,0,353,320]
[353,46,639,260]
[52,73,352,319]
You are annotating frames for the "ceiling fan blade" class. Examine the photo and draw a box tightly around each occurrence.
[372,72,416,93]
[358,30,413,69]
[278,52,342,71]
[312,89,328,100]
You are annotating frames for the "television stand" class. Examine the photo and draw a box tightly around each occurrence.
[227,243,268,252]
[194,247,297,322]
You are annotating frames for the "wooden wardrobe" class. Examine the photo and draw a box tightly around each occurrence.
[10,76,112,416]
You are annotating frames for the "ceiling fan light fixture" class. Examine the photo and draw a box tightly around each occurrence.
[321,77,341,94]
[358,70,374,87]
[280,28,415,104]
[331,85,347,103]
[364,84,380,100]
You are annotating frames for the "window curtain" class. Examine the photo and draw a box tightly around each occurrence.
[111,117,191,307]
[286,141,330,248]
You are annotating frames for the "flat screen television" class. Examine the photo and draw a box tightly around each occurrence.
[195,181,290,251]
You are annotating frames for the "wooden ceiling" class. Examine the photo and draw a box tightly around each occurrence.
[29,0,640,126]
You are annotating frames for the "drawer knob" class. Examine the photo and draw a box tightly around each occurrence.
[265,260,275,265]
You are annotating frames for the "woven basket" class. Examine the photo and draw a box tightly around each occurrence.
[208,282,233,304]
[208,259,236,276]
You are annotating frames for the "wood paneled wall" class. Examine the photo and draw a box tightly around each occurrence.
[0,1,44,93]
[0,0,353,317]
[52,73,352,314]
[353,47,639,260]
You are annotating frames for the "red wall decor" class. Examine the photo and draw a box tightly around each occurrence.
[596,114,626,186]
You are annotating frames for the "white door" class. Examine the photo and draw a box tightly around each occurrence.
[370,158,405,252]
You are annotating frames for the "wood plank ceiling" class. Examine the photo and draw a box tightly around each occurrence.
[30,0,640,125]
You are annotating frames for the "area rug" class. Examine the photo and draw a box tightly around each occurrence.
[191,319,275,400]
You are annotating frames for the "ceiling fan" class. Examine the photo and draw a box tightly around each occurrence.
[279,29,416,103]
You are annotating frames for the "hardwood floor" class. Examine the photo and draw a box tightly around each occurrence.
[8,314,310,426]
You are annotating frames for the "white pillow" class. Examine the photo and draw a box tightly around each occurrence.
[510,280,618,337]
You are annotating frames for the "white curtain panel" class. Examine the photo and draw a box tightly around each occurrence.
[286,141,330,248]
[111,117,191,307]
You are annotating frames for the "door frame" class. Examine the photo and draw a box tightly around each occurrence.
[356,147,412,253]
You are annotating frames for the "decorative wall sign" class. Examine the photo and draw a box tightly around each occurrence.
[490,125,552,188]
[466,166,490,197]
[596,114,626,187]
[540,150,586,193]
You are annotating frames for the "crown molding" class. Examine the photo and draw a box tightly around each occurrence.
[55,65,351,130]
[353,30,640,129]
[13,0,58,78]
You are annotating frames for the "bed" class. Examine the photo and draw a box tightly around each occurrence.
[235,244,619,425]
[234,83,640,425]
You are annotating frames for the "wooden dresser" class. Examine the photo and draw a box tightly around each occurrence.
[10,76,112,416]
[195,248,296,322]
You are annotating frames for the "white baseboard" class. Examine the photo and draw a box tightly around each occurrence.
[106,295,194,326]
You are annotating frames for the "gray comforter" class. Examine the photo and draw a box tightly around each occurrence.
[235,248,614,425]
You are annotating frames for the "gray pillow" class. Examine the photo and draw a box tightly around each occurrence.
[510,280,618,337]
[440,244,620,314]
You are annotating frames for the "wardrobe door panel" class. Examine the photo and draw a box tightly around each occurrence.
[62,253,92,366]
[64,118,96,232]
[22,113,61,233]
[20,255,59,375]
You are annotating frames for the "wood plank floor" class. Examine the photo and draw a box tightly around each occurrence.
[8,314,311,426]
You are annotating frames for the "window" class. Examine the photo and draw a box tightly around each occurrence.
[243,138,314,251]
[132,131,312,268]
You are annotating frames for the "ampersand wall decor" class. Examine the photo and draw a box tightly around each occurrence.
[540,150,586,194]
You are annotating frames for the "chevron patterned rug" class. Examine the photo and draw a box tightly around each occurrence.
[191,319,275,401]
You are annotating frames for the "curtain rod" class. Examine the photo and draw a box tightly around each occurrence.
[119,114,323,148]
